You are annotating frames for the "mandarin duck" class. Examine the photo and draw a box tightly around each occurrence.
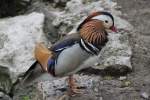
[23,11,117,95]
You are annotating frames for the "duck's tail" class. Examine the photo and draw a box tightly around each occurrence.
[21,43,54,85]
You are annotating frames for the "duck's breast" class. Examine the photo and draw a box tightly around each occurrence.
[55,43,91,76]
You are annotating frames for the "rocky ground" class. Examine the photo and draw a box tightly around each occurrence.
[0,0,150,100]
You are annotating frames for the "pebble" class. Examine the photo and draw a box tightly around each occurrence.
[141,92,149,99]
[94,88,98,92]
[99,97,103,100]
[119,76,127,81]
[94,62,100,66]
[0,92,4,97]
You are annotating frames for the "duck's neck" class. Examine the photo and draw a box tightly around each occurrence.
[79,20,109,53]
[79,38,100,55]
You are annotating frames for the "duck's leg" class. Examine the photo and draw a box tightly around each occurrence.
[58,75,82,100]
[68,75,83,95]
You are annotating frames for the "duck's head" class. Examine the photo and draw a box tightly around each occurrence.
[77,11,117,33]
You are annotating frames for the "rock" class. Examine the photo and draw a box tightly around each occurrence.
[14,75,100,100]
[0,12,46,82]
[141,92,149,99]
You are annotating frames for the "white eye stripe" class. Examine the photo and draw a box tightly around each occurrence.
[91,15,113,28]
[92,15,106,21]
[92,15,112,22]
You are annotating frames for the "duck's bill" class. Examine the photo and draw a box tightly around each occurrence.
[110,26,117,32]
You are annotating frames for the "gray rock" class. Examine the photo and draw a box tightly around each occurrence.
[0,12,47,82]
[141,92,149,99]
[14,75,100,100]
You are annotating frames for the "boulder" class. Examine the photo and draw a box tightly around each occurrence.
[0,12,46,83]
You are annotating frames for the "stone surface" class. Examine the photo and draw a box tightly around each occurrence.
[141,92,149,99]
[0,12,46,82]
[14,75,100,100]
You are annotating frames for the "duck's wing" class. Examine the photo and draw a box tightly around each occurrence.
[50,33,81,53]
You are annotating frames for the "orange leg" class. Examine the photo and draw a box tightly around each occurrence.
[58,75,84,100]
[68,75,83,95]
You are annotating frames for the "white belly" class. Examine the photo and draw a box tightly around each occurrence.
[55,44,91,76]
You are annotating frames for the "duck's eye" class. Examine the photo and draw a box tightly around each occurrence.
[105,20,108,23]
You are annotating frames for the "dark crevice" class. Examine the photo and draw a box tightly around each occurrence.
[42,0,70,9]
[0,0,32,18]
[8,77,22,98]
[79,65,132,77]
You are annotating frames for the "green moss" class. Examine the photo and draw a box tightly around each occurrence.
[104,76,113,80]
[121,80,131,87]
[22,96,30,100]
